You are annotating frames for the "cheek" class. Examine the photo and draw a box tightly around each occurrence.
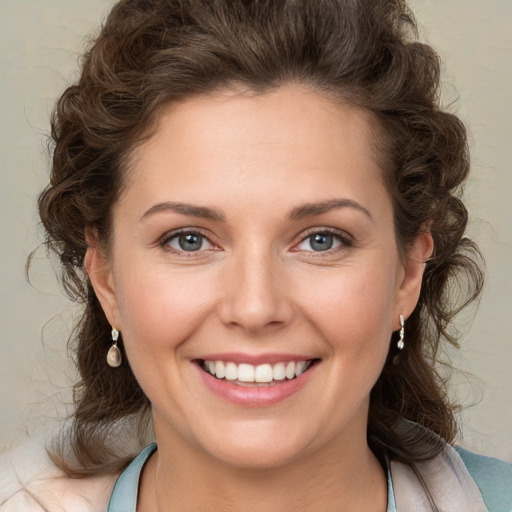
[113,263,219,356]
[295,261,399,355]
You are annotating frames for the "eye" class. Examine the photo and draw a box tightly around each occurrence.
[295,230,349,252]
[165,231,214,252]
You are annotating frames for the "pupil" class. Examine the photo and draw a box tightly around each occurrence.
[179,233,202,251]
[311,233,333,251]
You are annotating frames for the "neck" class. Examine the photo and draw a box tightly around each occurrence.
[138,428,388,512]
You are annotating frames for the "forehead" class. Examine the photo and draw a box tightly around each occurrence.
[122,85,390,219]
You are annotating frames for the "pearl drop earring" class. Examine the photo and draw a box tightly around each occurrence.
[107,327,122,367]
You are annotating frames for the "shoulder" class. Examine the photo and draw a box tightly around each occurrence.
[455,445,512,512]
[391,442,512,512]
[0,435,118,512]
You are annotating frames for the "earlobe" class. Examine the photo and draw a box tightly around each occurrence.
[84,229,120,328]
[396,229,434,323]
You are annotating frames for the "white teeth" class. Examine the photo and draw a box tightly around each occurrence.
[254,364,273,383]
[238,363,255,382]
[295,361,307,377]
[203,359,312,383]
[272,362,286,381]
[225,362,238,381]
[285,362,296,380]
[215,361,225,379]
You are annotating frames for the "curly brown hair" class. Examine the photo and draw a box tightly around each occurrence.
[37,0,483,476]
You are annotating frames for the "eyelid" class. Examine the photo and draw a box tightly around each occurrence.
[157,226,352,254]
[159,227,220,254]
[291,227,353,252]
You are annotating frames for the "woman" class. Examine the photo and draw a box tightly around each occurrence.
[1,0,511,510]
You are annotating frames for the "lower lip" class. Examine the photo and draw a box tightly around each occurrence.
[196,362,317,407]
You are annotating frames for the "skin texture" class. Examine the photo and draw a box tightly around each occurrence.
[86,86,433,511]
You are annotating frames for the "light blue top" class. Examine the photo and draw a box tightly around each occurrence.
[106,443,397,512]
[107,443,158,512]
[455,446,512,512]
[107,442,511,512]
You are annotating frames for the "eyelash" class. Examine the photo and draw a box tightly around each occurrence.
[159,227,353,255]
[292,228,353,254]
[159,228,217,256]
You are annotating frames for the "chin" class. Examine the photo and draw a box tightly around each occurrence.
[194,421,314,470]
[210,443,306,470]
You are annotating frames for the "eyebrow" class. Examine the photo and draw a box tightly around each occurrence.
[140,198,372,223]
[140,201,226,222]
[288,198,373,222]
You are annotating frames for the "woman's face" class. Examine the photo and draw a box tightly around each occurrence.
[89,86,429,468]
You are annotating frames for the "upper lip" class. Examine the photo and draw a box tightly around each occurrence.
[196,353,317,365]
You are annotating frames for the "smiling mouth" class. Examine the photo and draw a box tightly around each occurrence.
[199,359,318,387]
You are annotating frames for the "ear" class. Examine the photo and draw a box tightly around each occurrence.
[84,228,121,329]
[395,228,434,326]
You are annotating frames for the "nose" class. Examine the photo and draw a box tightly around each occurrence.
[217,247,294,334]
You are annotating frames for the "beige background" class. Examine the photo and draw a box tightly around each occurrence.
[0,0,511,461]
